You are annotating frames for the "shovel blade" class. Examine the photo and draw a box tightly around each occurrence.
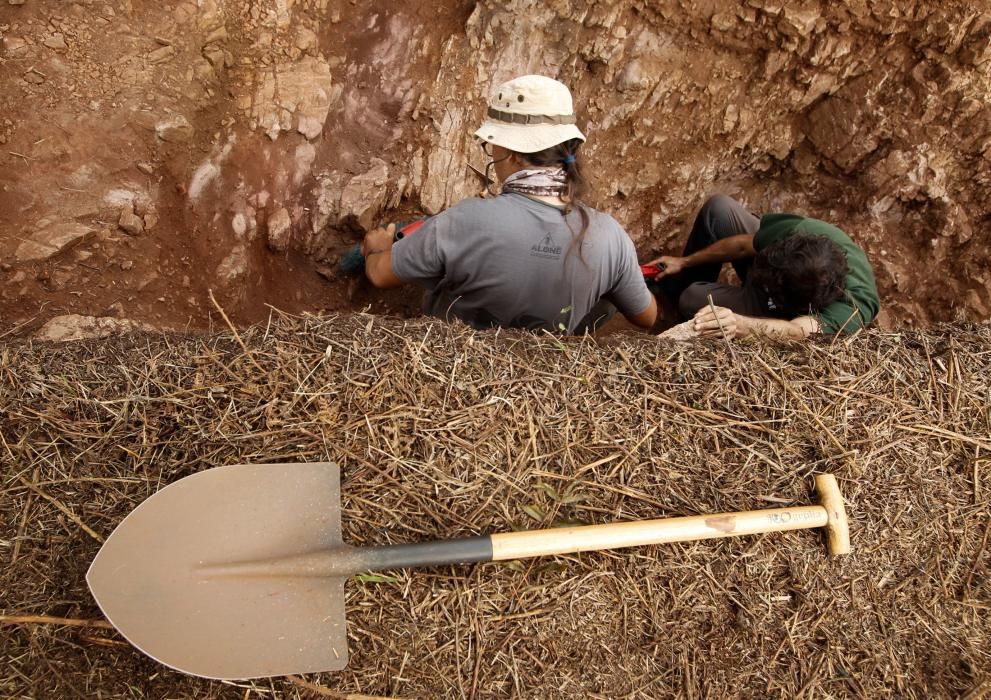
[87,462,349,680]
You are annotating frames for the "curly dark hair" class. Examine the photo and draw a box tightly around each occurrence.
[750,234,849,317]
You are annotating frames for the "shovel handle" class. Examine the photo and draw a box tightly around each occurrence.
[353,505,828,575]
[489,505,828,561]
[205,475,849,579]
[357,475,849,572]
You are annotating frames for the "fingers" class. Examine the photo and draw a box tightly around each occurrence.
[643,257,670,279]
[693,305,731,321]
[656,256,683,277]
[693,306,737,337]
[360,226,390,256]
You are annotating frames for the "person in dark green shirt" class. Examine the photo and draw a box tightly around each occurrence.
[646,194,880,340]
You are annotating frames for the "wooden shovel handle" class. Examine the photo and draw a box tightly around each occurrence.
[490,505,828,561]
[814,474,851,556]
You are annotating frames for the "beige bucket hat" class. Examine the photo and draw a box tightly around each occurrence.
[474,75,586,154]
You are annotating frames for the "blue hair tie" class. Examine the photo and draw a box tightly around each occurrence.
[563,154,576,165]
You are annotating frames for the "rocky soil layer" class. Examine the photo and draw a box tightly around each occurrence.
[1,0,989,335]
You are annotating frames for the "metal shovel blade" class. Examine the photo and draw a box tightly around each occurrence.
[86,462,349,680]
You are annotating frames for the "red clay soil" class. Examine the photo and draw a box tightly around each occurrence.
[2,1,990,337]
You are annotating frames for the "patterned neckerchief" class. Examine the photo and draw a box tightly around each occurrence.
[501,168,568,197]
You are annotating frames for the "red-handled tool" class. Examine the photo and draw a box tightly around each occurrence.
[394,219,426,240]
[340,219,427,274]
[641,263,667,280]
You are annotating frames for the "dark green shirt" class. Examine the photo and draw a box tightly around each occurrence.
[753,214,880,334]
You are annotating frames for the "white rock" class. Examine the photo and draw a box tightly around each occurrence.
[34,315,152,342]
[3,35,28,54]
[295,27,318,52]
[15,223,95,262]
[616,60,647,92]
[294,142,316,185]
[188,161,220,200]
[711,13,735,31]
[339,159,391,230]
[203,25,228,44]
[267,207,292,251]
[148,45,175,63]
[658,320,698,342]
[44,33,68,50]
[216,245,248,286]
[156,115,194,143]
[231,212,248,238]
[297,116,324,140]
[244,57,336,142]
[780,5,820,37]
[253,190,271,208]
[118,209,145,235]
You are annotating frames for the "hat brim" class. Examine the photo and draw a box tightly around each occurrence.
[474,120,586,154]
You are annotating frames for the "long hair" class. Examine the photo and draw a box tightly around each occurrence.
[514,138,590,259]
[750,233,848,317]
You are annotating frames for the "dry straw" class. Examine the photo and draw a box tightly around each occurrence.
[1,313,989,698]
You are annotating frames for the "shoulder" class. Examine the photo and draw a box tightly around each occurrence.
[754,214,803,249]
[442,195,520,219]
[414,197,502,239]
[794,218,856,246]
[429,197,480,225]
[577,207,628,238]
[755,213,858,251]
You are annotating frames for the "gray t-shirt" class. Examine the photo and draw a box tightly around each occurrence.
[391,193,652,333]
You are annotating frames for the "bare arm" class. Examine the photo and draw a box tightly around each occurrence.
[364,249,403,288]
[693,305,820,340]
[737,314,820,340]
[624,295,658,330]
[647,233,756,278]
[362,224,404,289]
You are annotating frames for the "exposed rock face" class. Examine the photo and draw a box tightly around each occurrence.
[0,0,989,330]
[34,315,152,342]
[239,56,338,141]
[338,159,391,231]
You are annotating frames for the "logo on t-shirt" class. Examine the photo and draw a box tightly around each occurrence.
[531,232,562,259]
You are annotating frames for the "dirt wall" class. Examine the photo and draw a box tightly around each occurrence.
[1,0,989,333]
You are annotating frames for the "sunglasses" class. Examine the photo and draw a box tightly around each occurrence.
[479,142,495,157]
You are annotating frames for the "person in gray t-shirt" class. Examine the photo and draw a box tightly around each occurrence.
[362,75,657,334]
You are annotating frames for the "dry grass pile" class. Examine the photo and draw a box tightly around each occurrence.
[1,313,990,699]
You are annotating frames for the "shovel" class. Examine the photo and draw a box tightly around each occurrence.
[88,462,849,680]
